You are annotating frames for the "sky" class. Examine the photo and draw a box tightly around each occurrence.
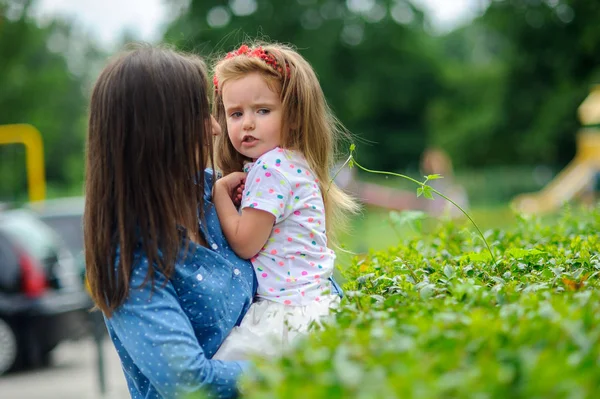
[34,0,488,50]
[35,0,172,48]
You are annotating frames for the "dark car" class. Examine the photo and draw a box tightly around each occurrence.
[0,208,92,375]
[27,197,87,278]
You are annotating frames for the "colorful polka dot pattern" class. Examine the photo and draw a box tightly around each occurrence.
[241,147,336,306]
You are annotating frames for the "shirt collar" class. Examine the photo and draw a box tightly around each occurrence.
[243,161,255,173]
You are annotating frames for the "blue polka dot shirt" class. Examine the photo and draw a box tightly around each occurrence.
[104,170,258,399]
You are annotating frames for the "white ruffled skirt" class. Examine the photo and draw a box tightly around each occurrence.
[213,295,340,361]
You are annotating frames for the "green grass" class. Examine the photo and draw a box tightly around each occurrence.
[338,204,516,256]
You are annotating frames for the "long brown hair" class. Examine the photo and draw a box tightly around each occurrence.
[84,45,213,316]
[213,43,359,243]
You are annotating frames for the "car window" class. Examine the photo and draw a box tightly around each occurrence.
[37,214,84,256]
[0,210,59,261]
[0,232,20,291]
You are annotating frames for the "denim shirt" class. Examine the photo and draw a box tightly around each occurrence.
[104,170,258,399]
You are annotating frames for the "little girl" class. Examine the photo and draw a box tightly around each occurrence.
[212,43,359,360]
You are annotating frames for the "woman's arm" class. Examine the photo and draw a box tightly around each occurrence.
[214,172,274,259]
[107,258,248,399]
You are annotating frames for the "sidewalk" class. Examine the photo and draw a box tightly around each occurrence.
[0,337,129,399]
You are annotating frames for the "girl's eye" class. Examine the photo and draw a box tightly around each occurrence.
[230,111,242,118]
[257,109,270,115]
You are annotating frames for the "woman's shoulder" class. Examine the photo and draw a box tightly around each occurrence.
[128,239,252,285]
[202,168,218,197]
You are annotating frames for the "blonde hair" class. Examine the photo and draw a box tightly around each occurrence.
[212,42,359,244]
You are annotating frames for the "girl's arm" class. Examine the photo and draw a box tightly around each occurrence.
[214,172,275,259]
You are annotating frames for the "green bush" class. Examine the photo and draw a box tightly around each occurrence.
[241,206,600,398]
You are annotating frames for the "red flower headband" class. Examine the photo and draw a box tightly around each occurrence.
[213,44,291,93]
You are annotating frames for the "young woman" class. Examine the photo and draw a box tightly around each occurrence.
[84,45,257,399]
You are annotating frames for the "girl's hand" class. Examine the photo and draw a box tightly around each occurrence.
[216,172,247,202]
[233,182,245,208]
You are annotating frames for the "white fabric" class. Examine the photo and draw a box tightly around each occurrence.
[212,294,340,361]
[241,147,335,306]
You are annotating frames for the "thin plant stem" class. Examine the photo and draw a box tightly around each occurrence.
[348,155,497,265]
[327,154,353,193]
[397,257,419,283]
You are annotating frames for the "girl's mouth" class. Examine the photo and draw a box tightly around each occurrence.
[242,135,258,145]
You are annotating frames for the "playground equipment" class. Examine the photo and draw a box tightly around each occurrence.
[0,124,46,202]
[512,86,600,213]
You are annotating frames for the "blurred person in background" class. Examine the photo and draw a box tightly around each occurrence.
[420,147,469,218]
[84,45,257,399]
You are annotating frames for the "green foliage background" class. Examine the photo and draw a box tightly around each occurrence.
[0,0,103,201]
[1,0,599,200]
[238,206,600,398]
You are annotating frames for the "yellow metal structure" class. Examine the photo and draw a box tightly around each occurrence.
[0,124,46,202]
[578,84,600,125]
[512,86,600,213]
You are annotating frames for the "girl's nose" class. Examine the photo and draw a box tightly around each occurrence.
[242,115,255,130]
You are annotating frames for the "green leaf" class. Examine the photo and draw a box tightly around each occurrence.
[333,345,364,388]
[490,276,505,285]
[506,248,545,259]
[416,187,423,197]
[348,159,354,168]
[444,265,455,279]
[459,252,491,262]
[425,174,444,181]
[419,284,435,300]
[370,294,385,302]
[422,185,434,200]
[349,143,356,152]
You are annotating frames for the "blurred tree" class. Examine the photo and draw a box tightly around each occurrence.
[163,0,443,172]
[4,0,596,203]
[428,0,600,167]
[0,0,100,202]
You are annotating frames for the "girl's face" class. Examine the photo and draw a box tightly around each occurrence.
[222,72,283,160]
